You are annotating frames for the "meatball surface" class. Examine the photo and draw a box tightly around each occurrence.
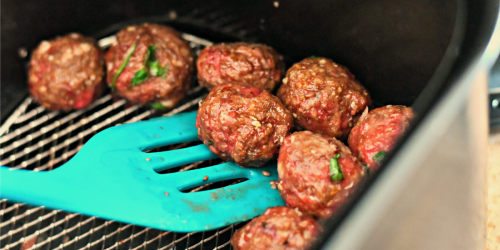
[231,206,321,250]
[348,105,414,170]
[28,33,104,110]
[278,131,365,219]
[105,23,194,107]
[196,82,293,167]
[197,42,284,92]
[277,57,371,139]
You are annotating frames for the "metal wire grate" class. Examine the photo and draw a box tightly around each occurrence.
[0,33,245,250]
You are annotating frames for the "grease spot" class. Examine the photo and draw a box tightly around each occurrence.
[181,199,210,213]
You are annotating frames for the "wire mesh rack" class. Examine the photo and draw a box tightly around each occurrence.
[0,33,245,250]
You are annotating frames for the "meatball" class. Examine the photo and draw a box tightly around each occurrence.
[105,23,194,108]
[277,57,371,139]
[196,82,293,167]
[231,206,321,250]
[278,131,365,219]
[197,42,284,92]
[28,33,104,110]
[348,105,414,170]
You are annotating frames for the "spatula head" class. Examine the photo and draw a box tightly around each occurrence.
[1,111,284,232]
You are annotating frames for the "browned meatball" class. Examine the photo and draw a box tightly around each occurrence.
[231,206,322,250]
[196,42,284,92]
[277,57,371,139]
[28,33,104,110]
[105,23,194,108]
[348,105,414,170]
[278,131,366,219]
[196,82,293,167]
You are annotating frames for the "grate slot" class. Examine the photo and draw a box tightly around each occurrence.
[13,106,47,125]
[42,217,95,250]
[0,203,25,217]
[0,97,33,136]
[0,98,128,166]
[0,207,44,229]
[0,32,244,250]
[0,110,59,147]
[214,240,231,250]
[186,223,239,250]
[2,210,64,249]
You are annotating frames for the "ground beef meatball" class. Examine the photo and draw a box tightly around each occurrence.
[28,33,104,110]
[277,57,371,139]
[196,42,284,92]
[348,105,414,170]
[105,23,194,108]
[278,131,365,219]
[231,206,321,250]
[196,82,293,167]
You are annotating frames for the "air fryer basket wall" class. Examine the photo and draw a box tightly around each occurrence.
[2,0,498,250]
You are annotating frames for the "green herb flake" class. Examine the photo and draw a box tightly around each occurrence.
[329,154,343,182]
[373,151,387,162]
[145,45,157,64]
[111,43,137,91]
[208,141,214,145]
[363,164,370,175]
[309,55,317,59]
[149,61,165,77]
[131,68,148,87]
[130,45,168,87]
[150,102,166,110]
[261,222,266,228]
[161,66,169,79]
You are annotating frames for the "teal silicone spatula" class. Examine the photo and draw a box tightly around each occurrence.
[0,110,284,232]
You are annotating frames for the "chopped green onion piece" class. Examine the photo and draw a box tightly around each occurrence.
[261,222,266,228]
[363,164,370,175]
[309,55,317,59]
[129,45,169,87]
[150,102,166,110]
[111,43,137,91]
[329,154,343,182]
[131,68,148,87]
[145,45,156,64]
[161,66,169,79]
[208,141,214,145]
[149,61,163,76]
[373,151,387,162]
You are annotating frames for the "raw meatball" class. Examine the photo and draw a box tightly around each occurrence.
[28,33,104,110]
[348,105,414,170]
[278,131,365,219]
[231,206,321,250]
[105,23,194,108]
[197,42,284,92]
[277,57,371,139]
[196,82,293,167]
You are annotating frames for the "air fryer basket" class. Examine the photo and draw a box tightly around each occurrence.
[0,32,241,250]
[2,0,498,249]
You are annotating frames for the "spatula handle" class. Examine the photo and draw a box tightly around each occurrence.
[0,166,63,205]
